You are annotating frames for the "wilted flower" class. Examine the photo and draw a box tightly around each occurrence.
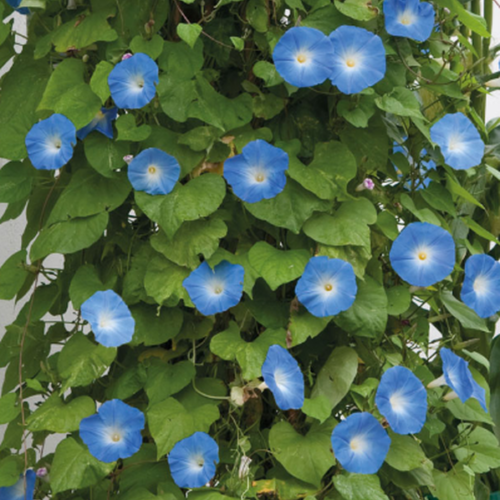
[108,53,159,109]
[389,222,455,287]
[80,399,145,463]
[25,114,76,171]
[331,412,391,474]
[81,290,135,348]
[295,256,357,317]
[329,26,386,94]
[77,107,118,141]
[127,148,181,196]
[168,432,219,488]
[223,140,289,203]
[183,261,245,315]
[430,112,485,170]
[461,254,500,318]
[384,0,436,42]
[0,470,36,500]
[261,345,304,410]
[238,456,252,480]
[272,27,335,88]
[375,366,427,434]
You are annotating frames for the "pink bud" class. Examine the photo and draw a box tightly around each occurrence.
[123,155,134,164]
[121,53,133,61]
[355,178,375,192]
[363,178,375,190]
[36,468,48,478]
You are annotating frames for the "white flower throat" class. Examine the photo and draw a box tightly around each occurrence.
[447,135,465,153]
[98,311,115,330]
[389,392,407,413]
[47,136,63,153]
[398,10,416,25]
[130,74,145,91]
[473,275,489,294]
[349,436,367,453]
[295,51,311,65]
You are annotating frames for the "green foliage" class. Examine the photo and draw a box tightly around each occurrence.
[0,0,498,498]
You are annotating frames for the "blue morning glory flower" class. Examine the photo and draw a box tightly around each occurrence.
[272,27,335,88]
[183,261,245,316]
[25,114,76,170]
[223,140,289,203]
[261,345,304,410]
[0,470,36,500]
[389,222,455,287]
[80,290,135,348]
[375,366,427,435]
[428,348,487,411]
[384,0,435,42]
[168,432,219,488]
[328,26,386,95]
[461,254,500,318]
[331,412,391,474]
[80,399,145,463]
[6,0,29,14]
[77,107,118,141]
[128,148,181,195]
[295,256,357,318]
[430,113,485,170]
[108,53,159,109]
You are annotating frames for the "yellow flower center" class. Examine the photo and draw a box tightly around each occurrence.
[346,59,356,68]
[350,438,361,451]
[148,165,157,174]
[297,54,307,64]
[400,15,411,25]
[324,284,333,292]
[111,433,121,443]
[418,252,427,261]
[214,286,223,295]
[255,174,265,183]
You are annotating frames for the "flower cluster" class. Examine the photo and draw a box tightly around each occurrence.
[8,0,496,496]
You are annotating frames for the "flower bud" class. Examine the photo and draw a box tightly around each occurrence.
[356,178,375,191]
[36,467,48,478]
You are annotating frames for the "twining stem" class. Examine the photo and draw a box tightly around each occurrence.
[18,176,59,500]
[471,0,485,119]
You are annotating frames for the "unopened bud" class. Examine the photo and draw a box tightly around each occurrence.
[123,155,134,164]
[36,468,48,478]
[121,53,133,61]
[356,178,375,191]
[238,456,252,480]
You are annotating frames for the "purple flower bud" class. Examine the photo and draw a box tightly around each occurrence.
[121,53,133,61]
[123,155,134,164]
[355,178,375,192]
[363,178,375,190]
[36,467,48,478]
